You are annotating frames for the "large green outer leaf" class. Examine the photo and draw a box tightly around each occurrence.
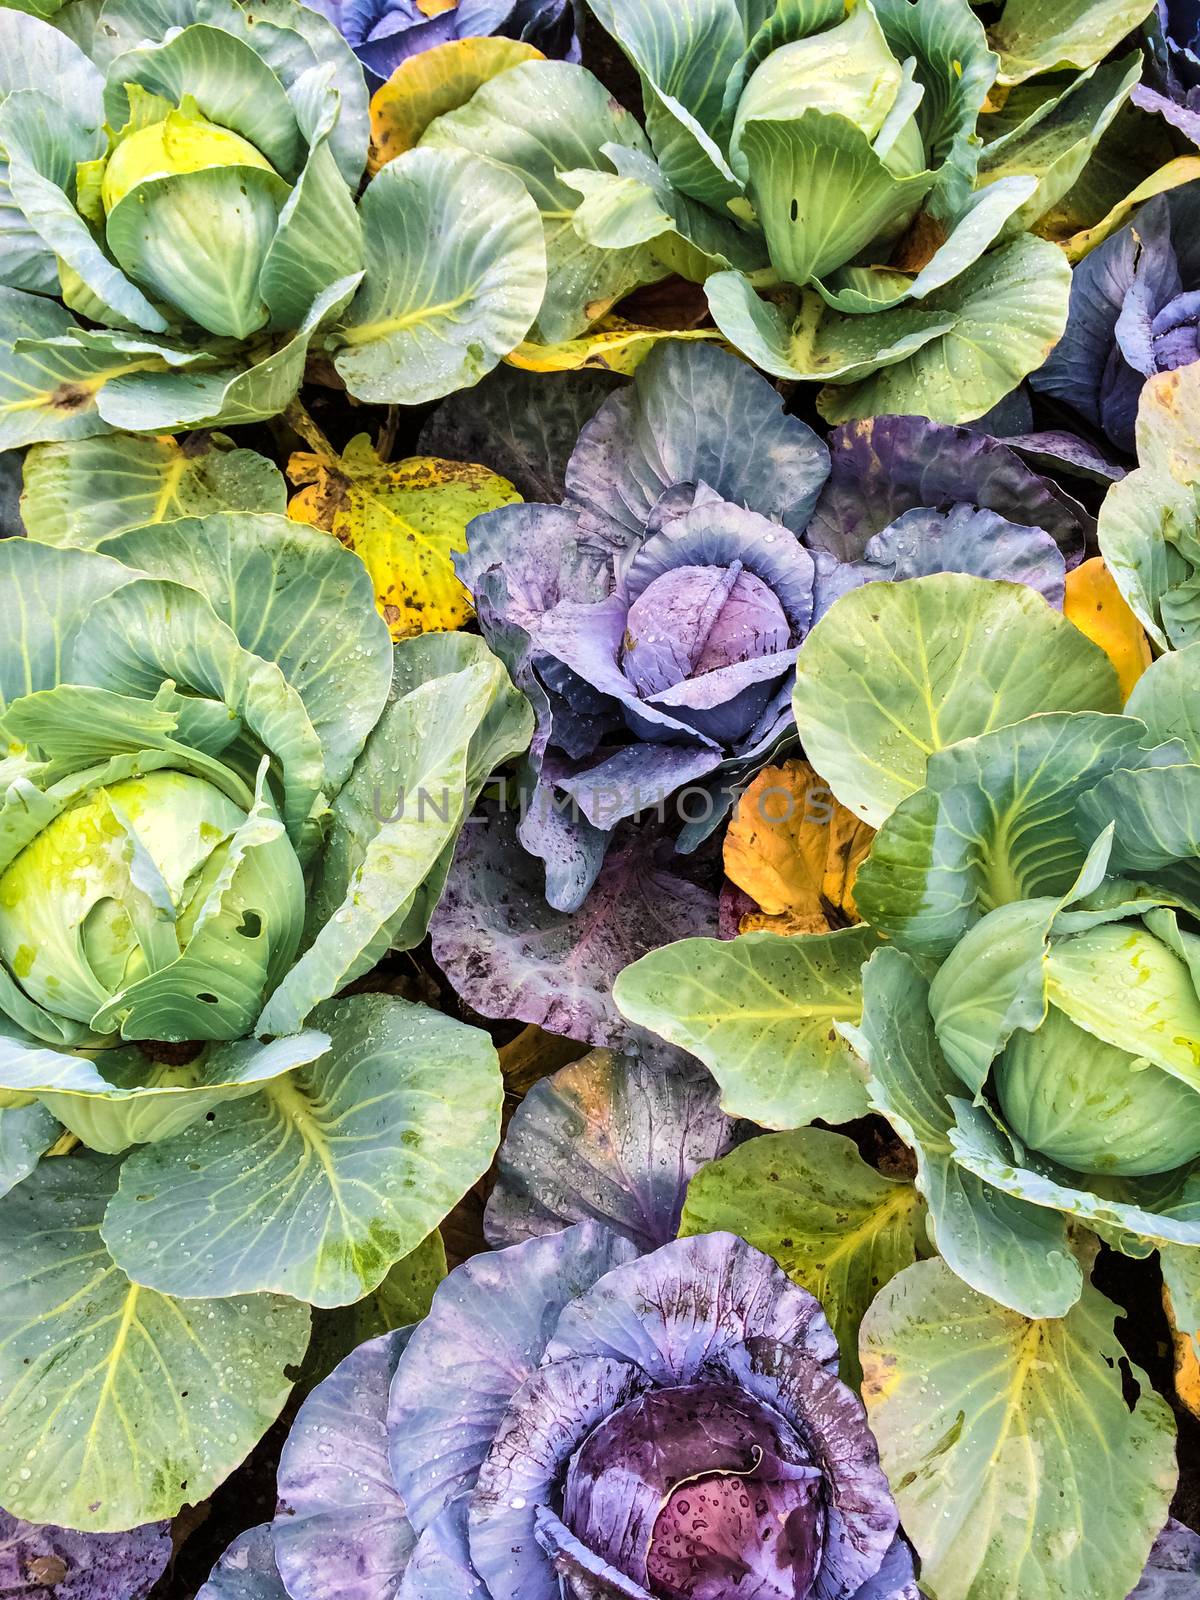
[420,61,662,342]
[680,1127,928,1384]
[21,433,285,547]
[102,994,502,1307]
[257,650,531,1034]
[0,538,132,712]
[792,573,1122,828]
[564,148,766,282]
[0,8,101,107]
[99,514,393,794]
[854,713,1150,957]
[0,89,169,334]
[817,236,1073,425]
[613,926,878,1129]
[860,1258,1176,1600]
[258,77,362,330]
[706,271,955,385]
[0,1155,310,1532]
[316,630,534,958]
[874,0,998,216]
[332,148,546,407]
[989,0,1157,84]
[845,947,1084,1318]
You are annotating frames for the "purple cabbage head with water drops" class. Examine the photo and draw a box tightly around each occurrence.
[1032,185,1200,455]
[229,1228,918,1600]
[456,343,1089,912]
[305,0,578,86]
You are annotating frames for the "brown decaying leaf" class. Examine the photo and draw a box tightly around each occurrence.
[724,760,875,935]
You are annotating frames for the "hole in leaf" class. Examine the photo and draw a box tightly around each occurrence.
[237,910,263,939]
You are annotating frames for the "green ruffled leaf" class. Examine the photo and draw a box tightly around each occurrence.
[0,1154,310,1531]
[861,1258,1177,1600]
[257,638,532,1034]
[613,926,879,1129]
[817,235,1073,424]
[977,55,1141,238]
[102,993,502,1307]
[421,60,664,341]
[21,432,285,547]
[332,148,546,406]
[846,947,1085,1318]
[792,573,1122,828]
[854,712,1150,957]
[564,146,765,282]
[584,0,743,210]
[680,1127,929,1384]
[97,513,393,794]
[988,0,1158,84]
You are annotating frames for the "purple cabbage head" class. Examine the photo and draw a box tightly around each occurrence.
[387,1227,918,1600]
[1032,186,1200,454]
[458,345,1088,911]
[1134,2,1200,141]
[304,0,578,86]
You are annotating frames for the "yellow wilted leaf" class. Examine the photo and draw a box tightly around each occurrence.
[724,760,875,936]
[369,36,544,174]
[1064,555,1153,703]
[1164,1284,1200,1420]
[1061,156,1200,262]
[288,433,520,639]
[507,316,722,375]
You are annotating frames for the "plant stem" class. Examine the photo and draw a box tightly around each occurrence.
[283,397,339,462]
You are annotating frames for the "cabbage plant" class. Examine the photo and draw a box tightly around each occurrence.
[565,0,1140,423]
[203,1229,920,1600]
[457,342,1090,911]
[0,513,532,1532]
[0,0,549,442]
[616,572,1200,1325]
